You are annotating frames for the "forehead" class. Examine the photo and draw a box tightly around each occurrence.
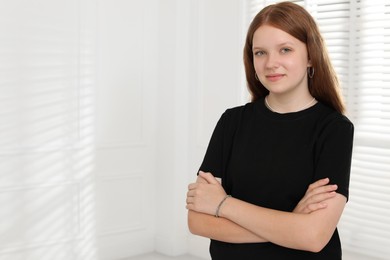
[252,25,302,47]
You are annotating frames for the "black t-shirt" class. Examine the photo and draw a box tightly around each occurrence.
[199,98,354,260]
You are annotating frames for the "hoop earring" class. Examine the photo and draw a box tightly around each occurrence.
[254,73,260,81]
[308,67,315,79]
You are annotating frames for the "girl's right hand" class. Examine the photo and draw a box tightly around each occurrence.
[293,178,338,214]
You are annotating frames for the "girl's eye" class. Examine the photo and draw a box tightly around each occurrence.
[281,48,292,54]
[254,50,266,56]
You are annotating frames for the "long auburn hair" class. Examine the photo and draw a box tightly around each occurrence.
[243,2,345,114]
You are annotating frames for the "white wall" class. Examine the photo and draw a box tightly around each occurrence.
[140,0,244,257]
[97,0,243,259]
[0,0,98,259]
[0,0,243,259]
[96,0,244,258]
[95,0,159,259]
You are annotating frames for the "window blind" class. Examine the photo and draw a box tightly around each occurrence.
[244,1,390,259]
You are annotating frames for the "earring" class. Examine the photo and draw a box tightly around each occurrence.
[308,67,315,79]
[254,73,260,81]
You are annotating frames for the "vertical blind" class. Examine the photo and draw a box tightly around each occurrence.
[244,1,390,259]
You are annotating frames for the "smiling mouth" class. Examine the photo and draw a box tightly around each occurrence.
[266,74,284,82]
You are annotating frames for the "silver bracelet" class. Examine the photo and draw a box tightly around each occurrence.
[215,195,232,218]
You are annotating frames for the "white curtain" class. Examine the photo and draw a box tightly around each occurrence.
[244,1,390,259]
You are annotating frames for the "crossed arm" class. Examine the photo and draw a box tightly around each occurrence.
[186,171,346,252]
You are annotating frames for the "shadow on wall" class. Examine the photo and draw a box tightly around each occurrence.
[0,0,97,259]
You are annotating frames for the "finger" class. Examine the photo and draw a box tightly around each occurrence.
[298,187,337,209]
[187,190,195,197]
[306,202,328,212]
[309,184,338,197]
[308,178,330,191]
[197,171,209,183]
[187,188,201,197]
[198,170,209,176]
[188,183,198,190]
[196,175,208,184]
[305,191,337,205]
[186,196,194,204]
[297,200,329,214]
[199,171,220,185]
[305,183,337,198]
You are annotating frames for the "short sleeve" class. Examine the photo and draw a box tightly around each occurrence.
[197,108,239,188]
[198,112,227,179]
[314,116,354,200]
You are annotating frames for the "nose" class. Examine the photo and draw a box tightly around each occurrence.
[265,52,279,69]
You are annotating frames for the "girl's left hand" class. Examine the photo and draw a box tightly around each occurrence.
[186,171,227,215]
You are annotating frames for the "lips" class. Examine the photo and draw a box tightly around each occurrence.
[266,74,284,82]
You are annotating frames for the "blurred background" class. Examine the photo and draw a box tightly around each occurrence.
[0,0,389,259]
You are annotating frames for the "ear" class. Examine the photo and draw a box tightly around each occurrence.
[307,59,312,67]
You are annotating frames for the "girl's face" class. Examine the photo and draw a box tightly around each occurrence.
[252,25,311,97]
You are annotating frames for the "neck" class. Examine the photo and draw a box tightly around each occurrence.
[265,95,317,113]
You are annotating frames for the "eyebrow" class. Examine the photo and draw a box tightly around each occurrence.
[252,41,295,50]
